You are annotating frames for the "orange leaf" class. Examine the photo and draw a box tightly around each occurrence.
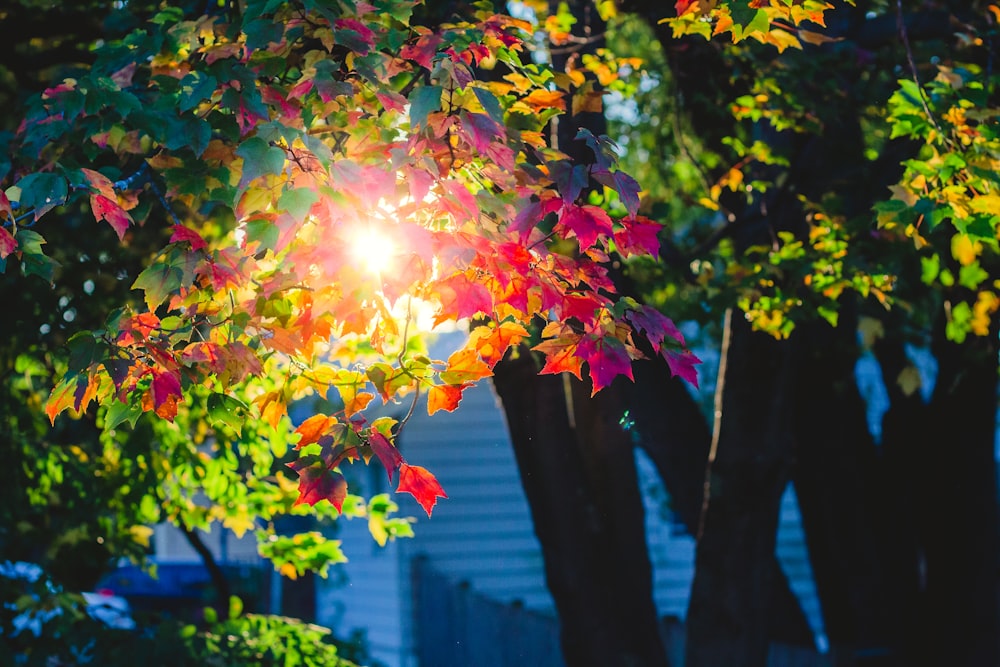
[295,414,338,449]
[427,383,467,415]
[439,348,492,385]
[524,89,566,112]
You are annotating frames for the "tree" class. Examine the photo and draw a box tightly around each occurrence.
[1,0,692,616]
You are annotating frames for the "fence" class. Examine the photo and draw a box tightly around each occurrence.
[411,556,566,667]
[412,556,828,667]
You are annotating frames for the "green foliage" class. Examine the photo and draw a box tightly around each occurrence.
[3,595,365,667]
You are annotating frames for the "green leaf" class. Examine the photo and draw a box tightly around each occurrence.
[132,256,185,311]
[16,173,68,221]
[236,137,286,189]
[208,393,248,435]
[409,85,442,130]
[277,187,318,222]
[105,399,142,430]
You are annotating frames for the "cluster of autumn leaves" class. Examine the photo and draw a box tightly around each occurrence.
[17,0,699,515]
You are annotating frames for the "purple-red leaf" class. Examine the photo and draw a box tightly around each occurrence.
[627,304,685,353]
[558,204,613,250]
[664,349,701,388]
[369,431,404,483]
[577,333,634,395]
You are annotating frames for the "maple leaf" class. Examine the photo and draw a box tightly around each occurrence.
[593,170,642,217]
[289,458,348,511]
[0,227,16,259]
[46,374,87,424]
[468,320,529,368]
[427,383,468,415]
[368,431,404,482]
[295,413,338,449]
[169,224,208,251]
[627,304,685,352]
[524,89,566,112]
[401,32,444,69]
[664,349,702,388]
[439,348,492,385]
[91,194,133,241]
[533,335,584,380]
[614,216,662,258]
[558,204,614,250]
[432,272,493,325]
[577,333,634,395]
[397,463,447,516]
[150,369,182,421]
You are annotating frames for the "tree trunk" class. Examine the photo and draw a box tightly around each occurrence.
[624,354,815,648]
[685,311,795,667]
[492,348,670,667]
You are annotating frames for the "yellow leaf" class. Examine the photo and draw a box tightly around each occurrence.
[951,233,982,266]
[896,366,922,397]
[857,316,885,349]
[223,513,256,539]
[798,29,840,46]
[971,291,999,336]
[279,562,299,580]
[130,525,154,548]
[970,194,1000,216]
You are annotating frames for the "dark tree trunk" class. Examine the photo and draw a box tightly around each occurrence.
[492,348,670,667]
[685,312,796,667]
[624,354,815,648]
[909,322,1000,667]
[791,313,902,665]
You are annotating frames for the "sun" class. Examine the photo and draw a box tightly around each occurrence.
[350,227,397,276]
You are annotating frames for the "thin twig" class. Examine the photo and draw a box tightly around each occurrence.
[896,0,943,136]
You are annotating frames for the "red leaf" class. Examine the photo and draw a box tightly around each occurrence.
[0,227,16,259]
[511,196,561,242]
[400,33,444,69]
[432,272,493,325]
[664,349,702,388]
[91,194,133,240]
[170,224,208,251]
[289,460,348,511]
[369,431,404,482]
[558,204,613,250]
[577,334,634,395]
[614,216,662,258]
[532,336,584,380]
[0,190,13,220]
[397,463,447,517]
[427,383,467,415]
[151,369,182,421]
